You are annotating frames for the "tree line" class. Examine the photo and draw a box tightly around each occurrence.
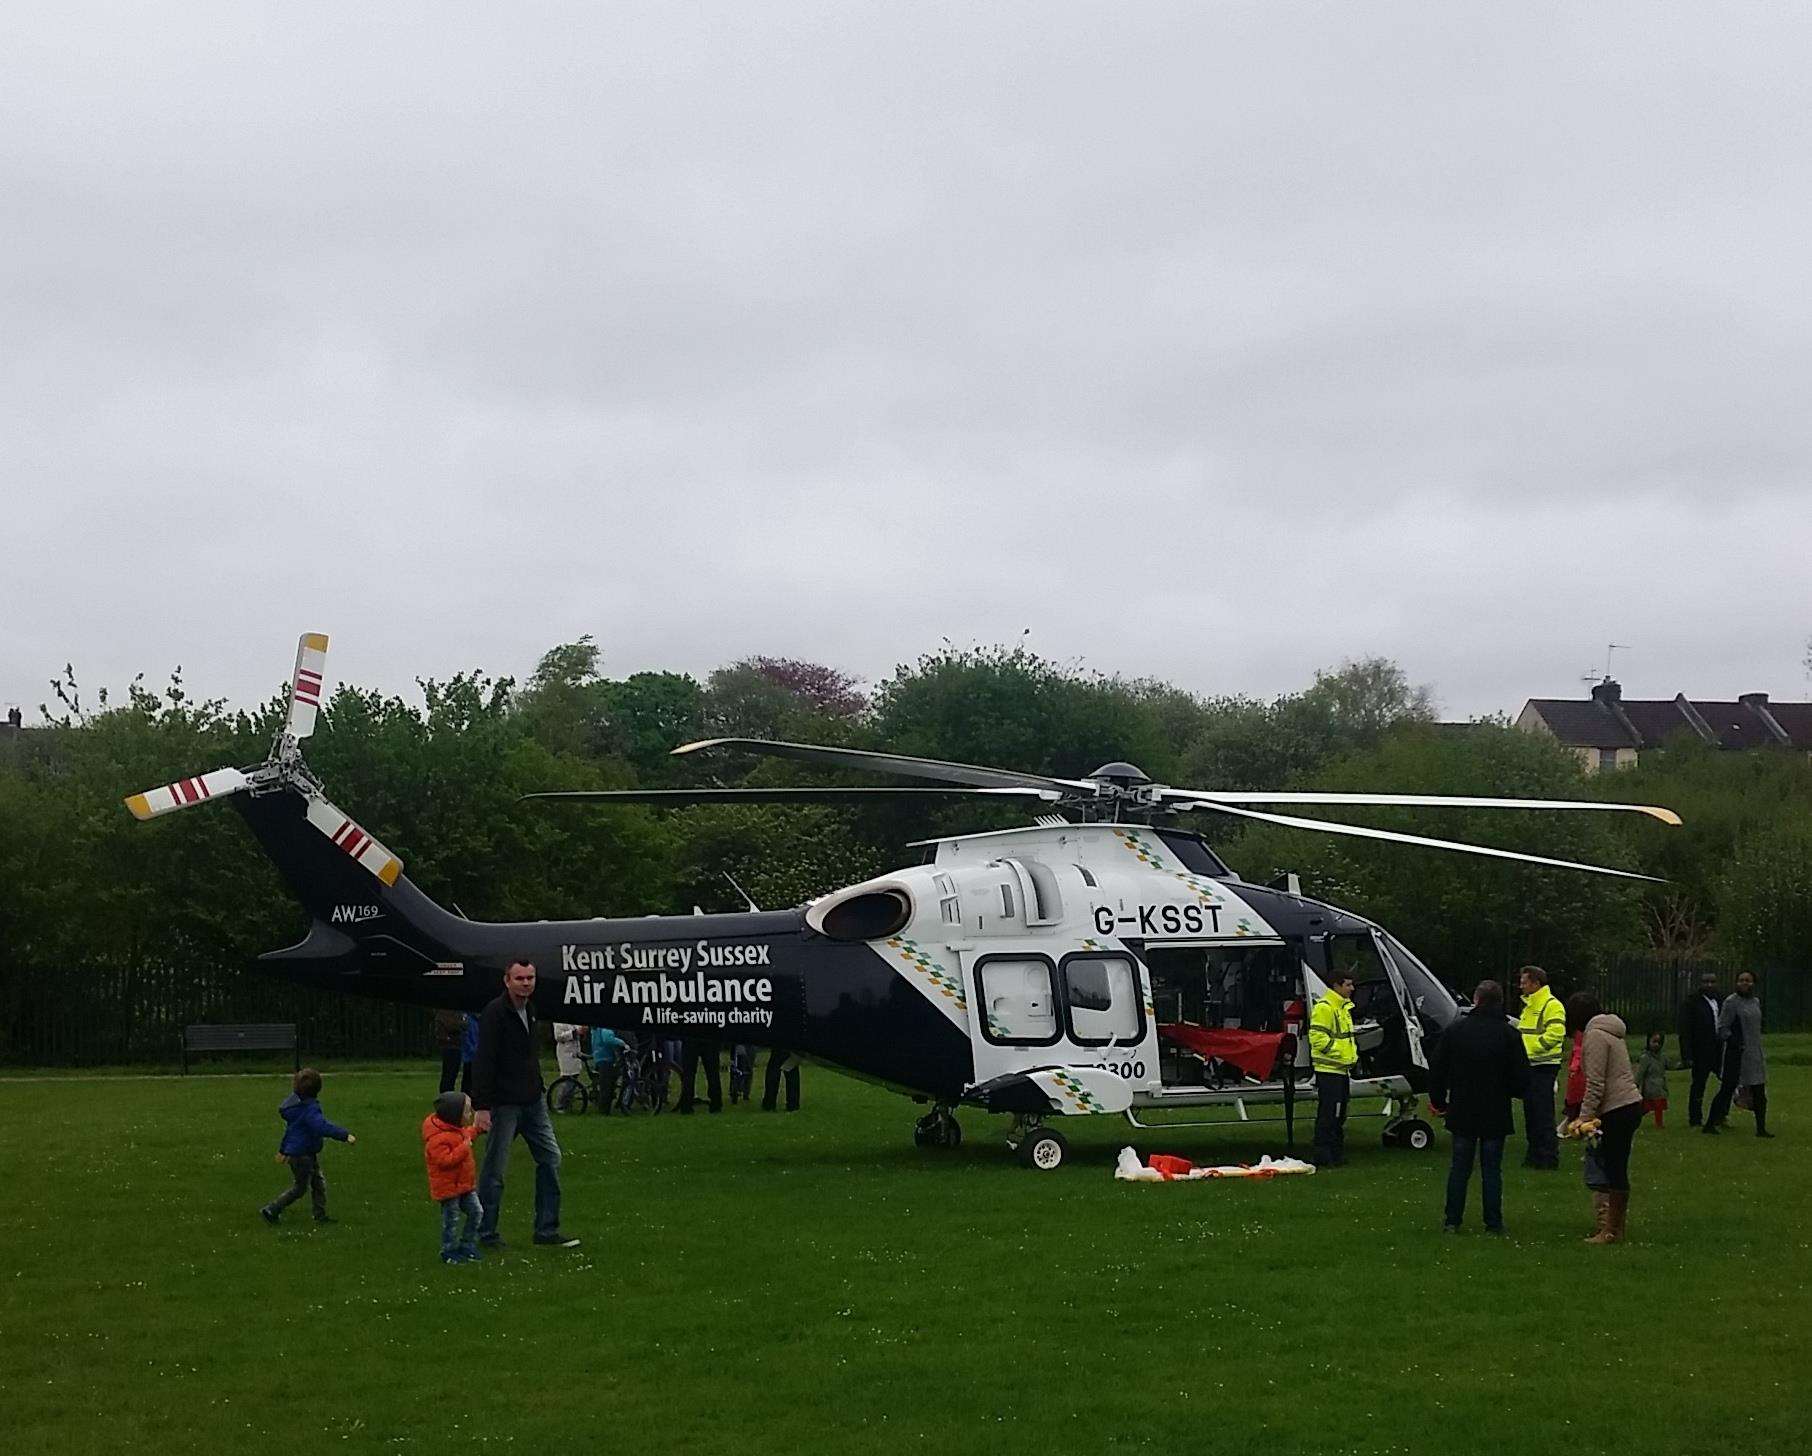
[3,640,1809,994]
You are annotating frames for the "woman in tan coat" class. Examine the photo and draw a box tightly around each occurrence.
[1567,992,1644,1244]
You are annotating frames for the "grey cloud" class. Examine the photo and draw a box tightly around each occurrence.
[3,2,1809,725]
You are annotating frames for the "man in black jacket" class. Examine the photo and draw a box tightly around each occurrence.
[1677,971,1723,1127]
[472,961,579,1249]
[1428,980,1530,1235]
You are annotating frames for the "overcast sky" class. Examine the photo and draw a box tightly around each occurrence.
[4,2,1808,729]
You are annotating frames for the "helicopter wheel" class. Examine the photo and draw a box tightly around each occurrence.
[914,1108,962,1149]
[1018,1126,1068,1171]
[1384,1118,1435,1151]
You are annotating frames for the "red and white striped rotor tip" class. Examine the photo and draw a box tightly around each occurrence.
[124,767,250,821]
[285,632,330,741]
[305,795,403,886]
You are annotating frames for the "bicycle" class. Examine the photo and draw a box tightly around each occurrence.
[546,1070,590,1116]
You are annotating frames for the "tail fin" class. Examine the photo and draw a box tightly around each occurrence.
[232,784,471,974]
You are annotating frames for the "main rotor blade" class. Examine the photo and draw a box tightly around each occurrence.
[1174,800,1664,882]
[672,738,1089,793]
[1160,788,1682,826]
[522,787,1058,806]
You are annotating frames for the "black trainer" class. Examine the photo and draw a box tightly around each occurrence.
[533,1232,581,1248]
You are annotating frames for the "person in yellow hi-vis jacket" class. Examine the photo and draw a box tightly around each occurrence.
[1516,965,1567,1169]
[1309,971,1359,1167]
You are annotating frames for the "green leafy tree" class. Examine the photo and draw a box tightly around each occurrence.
[597,672,705,780]
[1716,817,1812,966]
[870,642,1177,780]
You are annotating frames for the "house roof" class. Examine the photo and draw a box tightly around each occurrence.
[1766,702,1812,744]
[1522,699,1640,749]
[1522,691,1812,752]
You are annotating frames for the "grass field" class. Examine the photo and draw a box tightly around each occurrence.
[5,1044,1809,1456]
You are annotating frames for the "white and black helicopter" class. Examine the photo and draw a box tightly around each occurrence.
[127,635,1680,1170]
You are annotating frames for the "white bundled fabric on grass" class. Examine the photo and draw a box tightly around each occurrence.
[1114,1147,1317,1182]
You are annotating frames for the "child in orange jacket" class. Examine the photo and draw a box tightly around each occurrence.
[423,1091,484,1264]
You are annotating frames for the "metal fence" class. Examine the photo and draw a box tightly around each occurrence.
[0,960,435,1067]
[1566,957,1810,1038]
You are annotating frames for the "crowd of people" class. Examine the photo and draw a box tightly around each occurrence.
[259,957,1771,1260]
[1415,965,1773,1243]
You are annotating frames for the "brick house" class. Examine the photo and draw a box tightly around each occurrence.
[1516,681,1812,772]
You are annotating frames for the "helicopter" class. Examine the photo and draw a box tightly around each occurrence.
[126,634,1681,1170]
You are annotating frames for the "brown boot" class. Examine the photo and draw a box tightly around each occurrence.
[1606,1189,1629,1243]
[1584,1189,1615,1243]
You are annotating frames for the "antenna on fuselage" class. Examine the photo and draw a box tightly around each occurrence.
[724,872,761,913]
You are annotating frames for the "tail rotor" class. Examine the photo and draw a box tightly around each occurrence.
[123,631,405,888]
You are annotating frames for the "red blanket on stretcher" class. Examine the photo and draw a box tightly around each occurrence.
[1157,1024,1286,1080]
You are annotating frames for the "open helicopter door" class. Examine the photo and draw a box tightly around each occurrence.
[1371,930,1428,1071]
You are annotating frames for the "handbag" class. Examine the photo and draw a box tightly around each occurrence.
[1734,1084,1753,1111]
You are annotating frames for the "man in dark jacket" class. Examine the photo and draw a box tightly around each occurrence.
[472,961,579,1249]
[1677,971,1723,1127]
[1428,980,1530,1235]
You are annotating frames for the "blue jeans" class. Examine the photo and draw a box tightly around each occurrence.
[477,1098,562,1240]
[440,1191,482,1257]
[1445,1135,1505,1230]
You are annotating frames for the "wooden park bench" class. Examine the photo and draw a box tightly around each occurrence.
[181,1022,299,1074]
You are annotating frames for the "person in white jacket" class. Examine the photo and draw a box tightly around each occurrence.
[552,1022,586,1110]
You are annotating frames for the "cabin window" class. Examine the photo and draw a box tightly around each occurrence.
[974,956,1060,1046]
[1061,953,1143,1046]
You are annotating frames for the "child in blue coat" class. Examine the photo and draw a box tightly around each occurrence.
[260,1067,356,1224]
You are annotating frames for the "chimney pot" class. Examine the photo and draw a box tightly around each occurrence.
[1590,679,1623,705]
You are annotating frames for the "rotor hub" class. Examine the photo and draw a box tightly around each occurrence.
[1086,761,1151,791]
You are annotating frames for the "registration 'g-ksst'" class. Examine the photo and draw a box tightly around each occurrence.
[127,635,1680,1171]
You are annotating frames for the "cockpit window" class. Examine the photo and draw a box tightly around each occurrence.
[1378,933,1460,1029]
[1153,830,1230,877]
[1325,933,1388,985]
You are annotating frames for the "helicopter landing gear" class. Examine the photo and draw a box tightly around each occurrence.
[1383,1117,1435,1151]
[914,1106,963,1150]
[1006,1116,1068,1171]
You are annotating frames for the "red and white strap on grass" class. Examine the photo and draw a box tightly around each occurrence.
[124,767,250,821]
[285,632,330,741]
[304,795,403,885]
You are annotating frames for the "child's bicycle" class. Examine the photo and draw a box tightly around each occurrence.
[546,1061,597,1116]
[612,1039,670,1115]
